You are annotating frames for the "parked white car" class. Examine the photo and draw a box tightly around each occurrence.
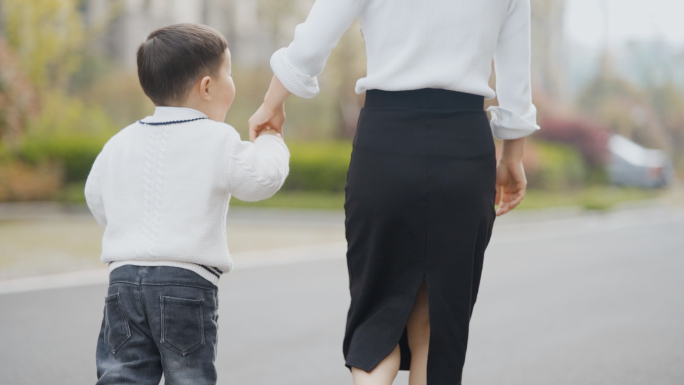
[608,134,673,188]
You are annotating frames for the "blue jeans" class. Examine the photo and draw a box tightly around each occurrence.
[96,265,219,385]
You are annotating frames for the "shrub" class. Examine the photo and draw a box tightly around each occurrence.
[284,140,587,193]
[0,38,40,147]
[536,117,611,167]
[19,92,116,182]
[21,134,108,182]
[524,140,586,191]
[283,141,352,192]
[0,161,62,201]
[0,142,10,163]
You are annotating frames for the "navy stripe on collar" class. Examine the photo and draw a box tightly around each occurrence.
[139,117,208,126]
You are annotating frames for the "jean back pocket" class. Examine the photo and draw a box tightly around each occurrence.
[160,296,205,356]
[104,293,131,353]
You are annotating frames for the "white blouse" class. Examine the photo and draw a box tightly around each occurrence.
[271,0,540,140]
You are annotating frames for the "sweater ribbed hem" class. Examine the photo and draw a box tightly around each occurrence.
[109,261,223,287]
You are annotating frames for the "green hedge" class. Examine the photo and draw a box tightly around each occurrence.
[526,141,586,190]
[21,135,107,182]
[283,141,352,192]
[12,129,592,196]
[18,92,115,182]
[285,140,590,193]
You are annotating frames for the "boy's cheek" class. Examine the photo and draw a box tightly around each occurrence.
[225,82,236,109]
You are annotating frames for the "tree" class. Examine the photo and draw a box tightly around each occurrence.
[324,21,366,139]
[2,0,84,89]
[649,83,684,168]
[0,38,39,147]
[530,0,567,100]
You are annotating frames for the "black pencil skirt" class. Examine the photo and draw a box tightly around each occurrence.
[342,89,497,384]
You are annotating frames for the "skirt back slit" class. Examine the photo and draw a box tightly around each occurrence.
[343,89,497,384]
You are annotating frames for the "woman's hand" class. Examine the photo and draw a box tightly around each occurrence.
[249,75,291,142]
[495,138,527,216]
[249,101,285,141]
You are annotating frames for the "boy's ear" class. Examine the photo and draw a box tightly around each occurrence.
[199,76,212,101]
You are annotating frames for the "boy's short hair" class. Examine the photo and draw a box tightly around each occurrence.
[137,23,228,106]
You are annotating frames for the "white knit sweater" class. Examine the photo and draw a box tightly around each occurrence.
[85,107,290,285]
[271,0,539,140]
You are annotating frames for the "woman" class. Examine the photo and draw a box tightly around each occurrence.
[249,1,539,384]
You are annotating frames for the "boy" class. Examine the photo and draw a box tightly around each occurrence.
[85,23,289,384]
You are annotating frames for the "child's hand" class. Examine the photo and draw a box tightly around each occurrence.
[257,127,283,139]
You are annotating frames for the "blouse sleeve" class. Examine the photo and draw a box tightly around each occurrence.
[270,0,368,98]
[487,0,540,140]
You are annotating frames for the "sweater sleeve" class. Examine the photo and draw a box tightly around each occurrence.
[487,0,540,140]
[84,149,107,228]
[270,0,367,98]
[227,134,290,202]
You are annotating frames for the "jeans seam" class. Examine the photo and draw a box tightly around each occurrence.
[138,283,149,329]
[160,296,206,356]
[141,282,216,291]
[104,292,132,354]
[109,280,214,291]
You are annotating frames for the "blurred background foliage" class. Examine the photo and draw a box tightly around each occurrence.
[0,0,681,209]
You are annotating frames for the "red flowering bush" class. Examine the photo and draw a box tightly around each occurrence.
[536,117,612,167]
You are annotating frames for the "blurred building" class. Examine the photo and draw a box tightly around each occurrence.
[82,0,312,70]
[531,0,567,100]
[85,0,569,88]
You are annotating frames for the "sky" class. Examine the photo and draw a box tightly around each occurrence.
[564,0,684,48]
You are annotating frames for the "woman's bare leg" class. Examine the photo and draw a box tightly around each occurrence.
[352,281,430,385]
[351,345,401,385]
[407,280,430,385]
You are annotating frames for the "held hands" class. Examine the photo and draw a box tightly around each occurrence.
[249,101,285,141]
[249,75,291,142]
[495,138,527,216]
[256,126,282,138]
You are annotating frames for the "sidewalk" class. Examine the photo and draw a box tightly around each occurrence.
[0,205,345,280]
[1,198,682,294]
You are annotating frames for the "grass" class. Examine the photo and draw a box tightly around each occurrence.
[56,183,348,210]
[233,187,659,212]
[519,187,659,211]
[231,191,346,210]
[56,183,660,212]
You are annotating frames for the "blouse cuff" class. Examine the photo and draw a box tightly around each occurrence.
[270,48,320,99]
[487,106,540,140]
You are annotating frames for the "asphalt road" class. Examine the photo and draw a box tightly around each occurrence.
[1,205,683,385]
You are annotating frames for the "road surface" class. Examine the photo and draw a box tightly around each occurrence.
[1,205,683,384]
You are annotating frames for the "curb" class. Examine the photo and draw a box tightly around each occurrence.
[0,242,348,296]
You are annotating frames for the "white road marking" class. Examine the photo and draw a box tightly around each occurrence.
[0,269,109,296]
[0,243,348,296]
[1,206,682,296]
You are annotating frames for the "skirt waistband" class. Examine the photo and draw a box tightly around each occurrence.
[364,89,484,111]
